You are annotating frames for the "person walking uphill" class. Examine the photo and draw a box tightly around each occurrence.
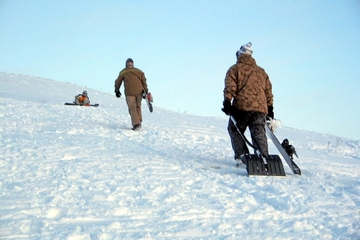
[221,42,274,166]
[114,58,149,131]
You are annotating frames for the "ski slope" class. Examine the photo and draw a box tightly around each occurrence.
[0,73,359,239]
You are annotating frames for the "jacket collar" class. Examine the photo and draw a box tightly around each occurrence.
[237,54,256,66]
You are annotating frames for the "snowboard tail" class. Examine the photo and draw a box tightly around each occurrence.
[265,124,301,175]
[143,92,153,113]
[64,103,99,107]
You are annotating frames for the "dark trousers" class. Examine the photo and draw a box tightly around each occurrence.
[227,111,269,158]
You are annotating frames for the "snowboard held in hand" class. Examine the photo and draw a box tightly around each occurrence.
[64,103,99,107]
[144,92,153,113]
[265,124,301,175]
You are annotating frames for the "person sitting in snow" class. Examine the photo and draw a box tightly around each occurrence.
[74,91,90,106]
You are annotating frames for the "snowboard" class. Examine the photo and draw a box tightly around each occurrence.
[265,124,301,175]
[144,92,153,113]
[64,103,99,107]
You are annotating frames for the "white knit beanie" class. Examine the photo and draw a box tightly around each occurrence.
[236,42,253,57]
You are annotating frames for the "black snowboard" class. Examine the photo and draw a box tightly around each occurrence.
[64,103,99,107]
[144,93,153,113]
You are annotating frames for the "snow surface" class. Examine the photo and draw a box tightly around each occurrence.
[0,72,360,239]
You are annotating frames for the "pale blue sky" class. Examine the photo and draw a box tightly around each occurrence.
[1,0,359,140]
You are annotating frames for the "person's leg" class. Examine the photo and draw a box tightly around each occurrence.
[135,94,143,124]
[227,117,249,160]
[249,112,269,156]
[126,96,141,127]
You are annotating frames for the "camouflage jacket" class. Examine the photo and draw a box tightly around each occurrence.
[223,54,273,114]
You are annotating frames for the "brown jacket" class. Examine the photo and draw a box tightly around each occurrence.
[223,54,273,114]
[115,66,148,96]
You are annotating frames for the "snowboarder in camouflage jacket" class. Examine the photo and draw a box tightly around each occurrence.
[222,42,274,163]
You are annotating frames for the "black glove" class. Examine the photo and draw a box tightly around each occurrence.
[142,91,146,99]
[267,106,274,120]
[221,100,232,115]
[115,91,121,98]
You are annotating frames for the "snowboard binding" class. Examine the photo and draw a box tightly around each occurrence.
[281,139,298,160]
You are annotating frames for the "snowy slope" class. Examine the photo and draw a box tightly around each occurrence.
[0,73,359,239]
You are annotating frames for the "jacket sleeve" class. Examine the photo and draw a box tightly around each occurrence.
[114,71,124,92]
[223,66,237,101]
[264,74,273,107]
[141,72,148,93]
